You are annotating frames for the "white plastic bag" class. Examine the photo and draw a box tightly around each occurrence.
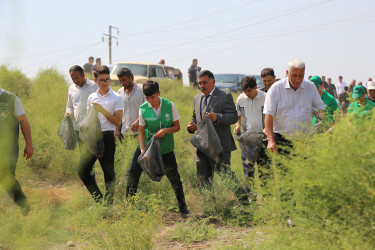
[57,116,77,150]
[79,108,104,158]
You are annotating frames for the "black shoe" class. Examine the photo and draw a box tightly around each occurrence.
[181,210,191,218]
[180,207,191,218]
[16,199,30,216]
[195,213,209,219]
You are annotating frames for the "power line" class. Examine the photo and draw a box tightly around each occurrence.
[167,10,375,63]
[1,41,102,61]
[118,0,263,39]
[119,0,332,61]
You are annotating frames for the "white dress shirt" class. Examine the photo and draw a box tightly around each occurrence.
[200,87,216,111]
[87,88,124,132]
[335,81,348,96]
[66,79,98,130]
[263,77,325,136]
[117,83,145,135]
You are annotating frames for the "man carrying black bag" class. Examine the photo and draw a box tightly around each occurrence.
[126,80,190,218]
[187,70,248,214]
[234,76,267,201]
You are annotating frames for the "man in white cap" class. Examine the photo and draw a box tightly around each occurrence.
[367,81,375,103]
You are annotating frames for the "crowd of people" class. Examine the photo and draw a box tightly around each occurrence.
[1,58,373,218]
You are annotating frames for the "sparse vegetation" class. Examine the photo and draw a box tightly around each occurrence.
[0,66,374,249]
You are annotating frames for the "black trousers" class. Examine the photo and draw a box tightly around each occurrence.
[241,140,269,194]
[77,131,116,204]
[126,148,187,211]
[0,147,30,211]
[196,150,248,203]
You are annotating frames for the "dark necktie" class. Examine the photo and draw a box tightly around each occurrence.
[201,94,210,118]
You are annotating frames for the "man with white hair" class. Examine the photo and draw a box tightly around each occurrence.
[264,59,326,153]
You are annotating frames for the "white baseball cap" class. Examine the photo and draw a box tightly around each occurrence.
[368,81,375,90]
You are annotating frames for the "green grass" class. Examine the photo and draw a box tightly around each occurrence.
[1,66,375,248]
[171,218,219,243]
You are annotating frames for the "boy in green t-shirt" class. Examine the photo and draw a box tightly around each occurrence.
[126,80,190,218]
[310,75,339,128]
[347,85,375,118]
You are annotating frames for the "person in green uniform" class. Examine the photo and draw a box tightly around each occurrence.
[347,85,375,118]
[126,80,190,218]
[0,88,33,215]
[310,75,339,128]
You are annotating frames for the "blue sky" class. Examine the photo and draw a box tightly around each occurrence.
[1,0,374,85]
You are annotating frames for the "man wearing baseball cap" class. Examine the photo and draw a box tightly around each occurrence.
[366,81,375,103]
[310,75,338,127]
[347,85,375,118]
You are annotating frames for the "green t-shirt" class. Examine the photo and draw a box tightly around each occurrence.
[347,99,375,119]
[313,91,339,126]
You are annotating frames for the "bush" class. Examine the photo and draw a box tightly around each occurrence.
[0,65,31,99]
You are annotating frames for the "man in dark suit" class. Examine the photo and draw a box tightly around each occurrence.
[187,70,248,209]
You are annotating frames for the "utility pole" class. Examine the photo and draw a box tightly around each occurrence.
[102,25,119,65]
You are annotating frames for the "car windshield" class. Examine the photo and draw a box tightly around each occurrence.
[111,63,147,77]
[214,74,238,84]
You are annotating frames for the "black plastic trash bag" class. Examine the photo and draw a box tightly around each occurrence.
[138,136,165,182]
[57,115,77,150]
[189,117,223,163]
[79,108,105,158]
[235,131,265,163]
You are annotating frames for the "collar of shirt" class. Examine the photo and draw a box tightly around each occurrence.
[202,87,216,97]
[74,79,90,89]
[253,91,261,99]
[283,79,306,91]
[148,96,162,112]
[126,82,140,97]
[96,87,115,97]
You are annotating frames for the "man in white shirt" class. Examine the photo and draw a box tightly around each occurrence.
[116,67,145,139]
[234,76,266,200]
[335,76,348,96]
[264,59,325,153]
[78,65,123,205]
[65,65,98,149]
[0,88,33,214]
